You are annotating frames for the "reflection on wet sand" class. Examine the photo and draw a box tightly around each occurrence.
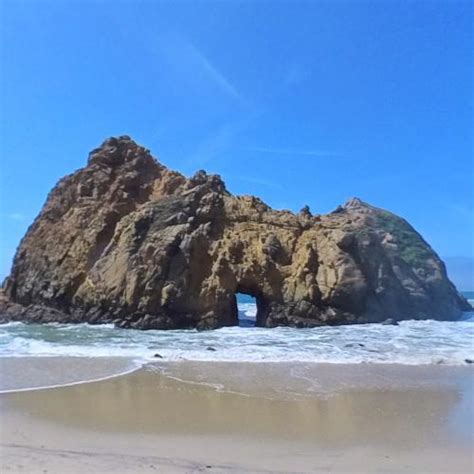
[3,363,472,448]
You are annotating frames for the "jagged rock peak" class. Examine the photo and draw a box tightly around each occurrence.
[344,197,369,209]
[87,135,158,169]
[299,205,312,218]
[1,137,469,330]
[188,169,227,194]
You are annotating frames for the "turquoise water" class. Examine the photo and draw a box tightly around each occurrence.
[462,291,474,306]
[1,294,472,366]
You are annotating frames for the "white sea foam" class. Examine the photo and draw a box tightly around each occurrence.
[1,302,473,366]
[0,364,140,394]
[238,303,257,317]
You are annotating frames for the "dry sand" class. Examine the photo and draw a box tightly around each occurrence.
[1,360,473,473]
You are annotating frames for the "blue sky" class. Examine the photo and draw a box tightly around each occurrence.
[1,0,473,289]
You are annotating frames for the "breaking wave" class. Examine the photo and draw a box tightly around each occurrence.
[1,304,473,366]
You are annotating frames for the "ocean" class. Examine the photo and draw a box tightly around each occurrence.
[1,294,473,369]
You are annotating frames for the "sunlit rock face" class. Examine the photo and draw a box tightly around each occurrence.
[1,137,470,329]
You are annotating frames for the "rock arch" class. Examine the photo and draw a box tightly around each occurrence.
[1,137,469,328]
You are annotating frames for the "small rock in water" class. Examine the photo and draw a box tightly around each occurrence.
[153,353,164,359]
[464,358,473,364]
[381,318,398,326]
[206,346,217,351]
[345,342,365,348]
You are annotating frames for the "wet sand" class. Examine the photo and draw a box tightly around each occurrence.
[0,356,138,392]
[1,360,473,473]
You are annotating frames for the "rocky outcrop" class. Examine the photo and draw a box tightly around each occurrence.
[1,136,470,329]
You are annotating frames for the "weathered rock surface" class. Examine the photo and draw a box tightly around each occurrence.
[1,136,470,329]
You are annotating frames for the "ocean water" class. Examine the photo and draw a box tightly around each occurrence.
[0,295,473,367]
[463,291,474,307]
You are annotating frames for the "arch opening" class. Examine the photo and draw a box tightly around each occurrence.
[236,293,257,327]
[233,286,269,328]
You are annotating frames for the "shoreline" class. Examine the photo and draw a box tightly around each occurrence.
[0,356,141,393]
[0,363,141,395]
[1,360,473,473]
[1,355,474,395]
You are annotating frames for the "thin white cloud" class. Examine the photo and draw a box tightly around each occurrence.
[6,213,26,222]
[185,112,262,167]
[186,122,239,167]
[124,25,247,106]
[245,146,340,157]
[182,39,244,104]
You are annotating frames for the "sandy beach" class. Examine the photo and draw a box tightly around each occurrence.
[0,359,473,473]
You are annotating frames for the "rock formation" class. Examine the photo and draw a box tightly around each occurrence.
[1,136,470,329]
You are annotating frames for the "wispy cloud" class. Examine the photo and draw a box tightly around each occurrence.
[182,39,244,104]
[185,111,262,168]
[5,213,27,222]
[245,146,340,157]
[185,122,241,167]
[158,33,248,107]
[120,22,248,107]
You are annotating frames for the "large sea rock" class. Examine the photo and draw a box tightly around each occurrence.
[1,137,470,329]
